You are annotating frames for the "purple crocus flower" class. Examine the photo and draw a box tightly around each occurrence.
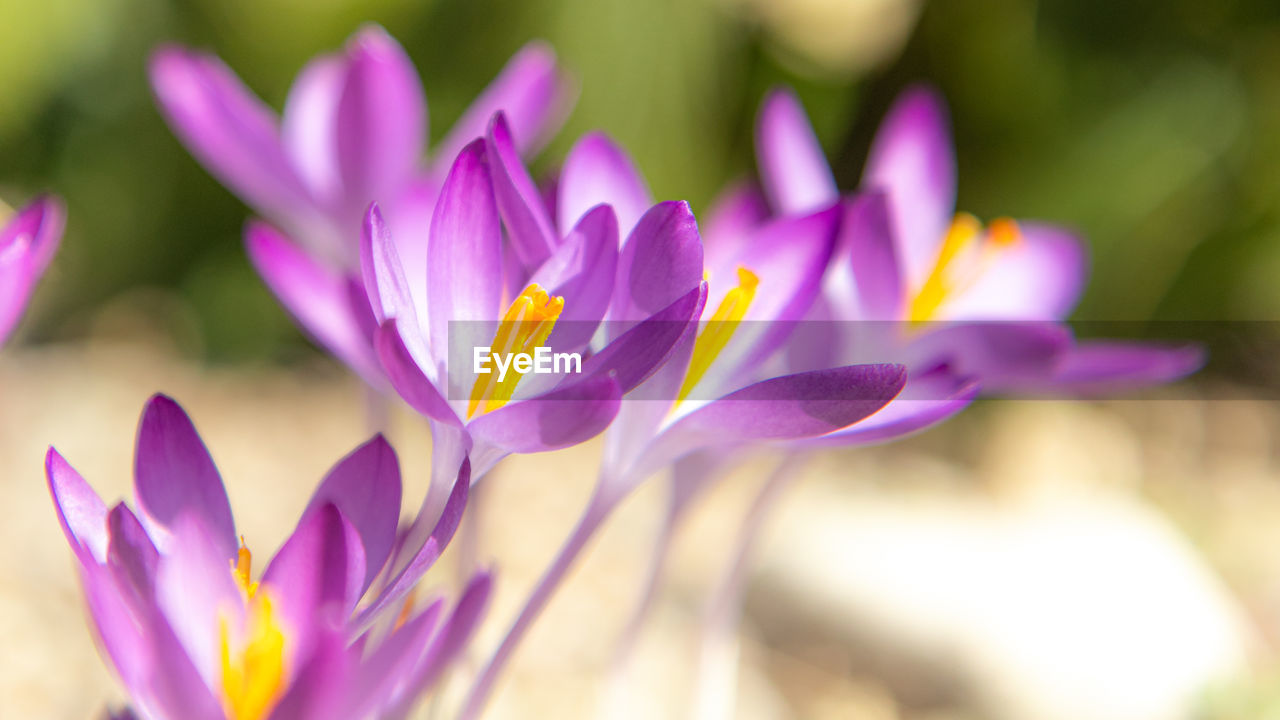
[455,123,911,718]
[47,394,483,720]
[151,26,571,383]
[0,196,64,347]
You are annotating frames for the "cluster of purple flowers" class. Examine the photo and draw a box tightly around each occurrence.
[3,25,1202,720]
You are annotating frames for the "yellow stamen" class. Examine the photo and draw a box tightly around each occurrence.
[468,283,564,417]
[231,536,258,600]
[678,267,759,401]
[220,590,288,720]
[907,213,1022,323]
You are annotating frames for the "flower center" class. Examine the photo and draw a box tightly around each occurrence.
[468,283,564,418]
[220,539,287,720]
[677,267,759,401]
[908,213,1021,323]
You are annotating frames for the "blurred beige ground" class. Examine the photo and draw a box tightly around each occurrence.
[4,336,1280,719]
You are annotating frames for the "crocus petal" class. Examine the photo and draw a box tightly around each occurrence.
[807,368,980,446]
[133,394,237,559]
[906,322,1072,390]
[45,447,108,564]
[267,628,351,720]
[245,221,382,384]
[532,203,620,351]
[106,503,160,601]
[611,201,704,329]
[466,374,622,460]
[399,572,493,701]
[1043,342,1205,394]
[843,191,904,320]
[359,205,417,328]
[700,183,770,272]
[0,196,64,346]
[756,88,838,215]
[335,26,427,220]
[427,139,503,370]
[580,283,706,393]
[939,223,1087,321]
[281,53,345,204]
[384,177,441,323]
[149,47,311,221]
[862,85,957,287]
[358,460,469,629]
[434,41,569,171]
[341,599,443,719]
[154,514,244,688]
[303,435,402,593]
[264,504,367,658]
[373,319,460,426]
[641,364,907,475]
[486,112,558,270]
[558,132,652,236]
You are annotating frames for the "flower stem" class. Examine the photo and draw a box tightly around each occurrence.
[690,452,805,720]
[460,482,622,719]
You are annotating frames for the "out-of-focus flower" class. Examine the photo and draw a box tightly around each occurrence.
[0,195,64,347]
[47,394,483,720]
[151,26,571,383]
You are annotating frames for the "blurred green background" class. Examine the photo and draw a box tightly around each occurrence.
[2,0,1278,364]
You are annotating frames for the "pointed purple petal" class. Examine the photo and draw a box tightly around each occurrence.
[341,599,444,718]
[264,504,366,652]
[267,628,351,720]
[701,183,769,272]
[281,53,345,204]
[906,322,1072,390]
[304,435,402,592]
[486,112,558,270]
[862,85,957,287]
[401,572,493,698]
[467,374,621,454]
[435,41,570,170]
[843,191,904,320]
[428,139,503,358]
[245,221,382,383]
[558,132,652,235]
[0,196,64,346]
[373,319,460,425]
[46,447,108,564]
[940,223,1087,321]
[612,201,704,328]
[335,26,427,219]
[580,283,706,393]
[756,88,838,215]
[533,204,620,350]
[106,503,160,601]
[149,47,311,220]
[1046,342,1205,393]
[133,394,236,559]
[807,368,979,446]
[357,460,470,628]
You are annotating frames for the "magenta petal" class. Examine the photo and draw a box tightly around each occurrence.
[612,201,704,327]
[266,628,351,720]
[342,599,444,718]
[401,571,493,698]
[264,504,366,647]
[304,435,402,593]
[644,365,907,473]
[281,53,345,204]
[701,183,770,271]
[435,41,570,170]
[1047,342,1205,393]
[149,47,310,220]
[133,394,237,559]
[373,319,460,425]
[106,503,160,600]
[486,112,558,270]
[0,196,64,346]
[533,204,620,350]
[808,368,979,446]
[46,447,109,564]
[844,191,904,320]
[581,283,706,393]
[467,374,621,455]
[245,221,382,384]
[427,139,503,359]
[940,223,1087,321]
[558,132,652,235]
[358,460,470,629]
[335,26,427,218]
[906,322,1072,390]
[862,85,957,287]
[756,88,838,215]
